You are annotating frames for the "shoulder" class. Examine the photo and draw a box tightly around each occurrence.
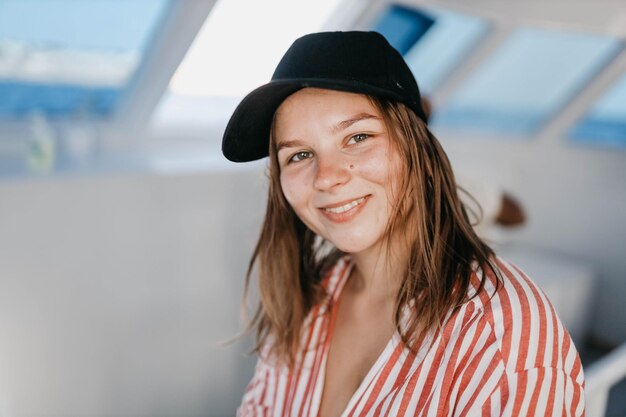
[466,256,583,379]
[435,257,585,413]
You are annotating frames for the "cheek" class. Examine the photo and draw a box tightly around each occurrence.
[280,172,322,234]
[359,148,404,211]
[355,148,402,190]
[279,173,305,211]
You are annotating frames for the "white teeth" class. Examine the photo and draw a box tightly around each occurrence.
[324,197,365,214]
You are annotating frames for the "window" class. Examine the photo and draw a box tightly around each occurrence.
[569,73,626,149]
[432,28,622,137]
[372,5,489,95]
[371,4,435,55]
[152,0,343,132]
[0,0,169,119]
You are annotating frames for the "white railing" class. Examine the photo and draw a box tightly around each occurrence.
[585,342,626,417]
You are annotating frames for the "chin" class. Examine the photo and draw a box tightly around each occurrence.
[327,237,380,255]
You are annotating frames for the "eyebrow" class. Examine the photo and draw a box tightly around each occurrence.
[332,113,380,134]
[276,139,305,152]
[275,113,381,152]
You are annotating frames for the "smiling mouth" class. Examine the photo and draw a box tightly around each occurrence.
[322,197,367,214]
[319,196,368,223]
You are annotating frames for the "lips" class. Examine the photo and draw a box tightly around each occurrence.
[323,197,366,213]
[319,195,369,222]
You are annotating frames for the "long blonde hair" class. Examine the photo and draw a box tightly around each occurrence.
[243,95,499,367]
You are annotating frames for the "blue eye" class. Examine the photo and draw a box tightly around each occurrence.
[348,133,369,144]
[289,151,312,163]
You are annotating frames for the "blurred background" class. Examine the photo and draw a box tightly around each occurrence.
[0,0,625,415]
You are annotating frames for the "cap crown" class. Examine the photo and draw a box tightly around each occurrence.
[272,31,424,120]
[222,31,426,162]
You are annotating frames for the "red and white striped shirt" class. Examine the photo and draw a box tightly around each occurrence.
[238,256,585,416]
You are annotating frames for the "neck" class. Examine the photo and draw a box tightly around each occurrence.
[348,239,408,302]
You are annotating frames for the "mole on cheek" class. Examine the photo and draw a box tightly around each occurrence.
[349,164,355,170]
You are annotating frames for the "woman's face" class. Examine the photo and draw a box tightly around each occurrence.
[274,88,403,255]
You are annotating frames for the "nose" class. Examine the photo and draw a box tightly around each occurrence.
[313,154,351,191]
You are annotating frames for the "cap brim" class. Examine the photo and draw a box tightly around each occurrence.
[222,79,406,162]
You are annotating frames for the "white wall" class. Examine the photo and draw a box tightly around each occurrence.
[0,168,266,417]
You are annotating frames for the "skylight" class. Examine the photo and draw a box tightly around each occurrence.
[167,0,343,98]
[432,28,622,136]
[150,0,343,131]
[0,0,169,120]
[371,4,435,55]
[569,73,626,149]
[371,5,489,95]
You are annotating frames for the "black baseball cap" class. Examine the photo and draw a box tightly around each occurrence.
[222,31,427,162]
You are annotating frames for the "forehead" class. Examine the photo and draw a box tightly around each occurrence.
[274,88,381,129]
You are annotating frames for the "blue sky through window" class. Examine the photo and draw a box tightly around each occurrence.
[372,5,435,55]
[0,0,169,119]
[372,5,489,95]
[569,73,626,149]
[402,8,489,95]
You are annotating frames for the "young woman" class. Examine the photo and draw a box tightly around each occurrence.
[222,31,584,417]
